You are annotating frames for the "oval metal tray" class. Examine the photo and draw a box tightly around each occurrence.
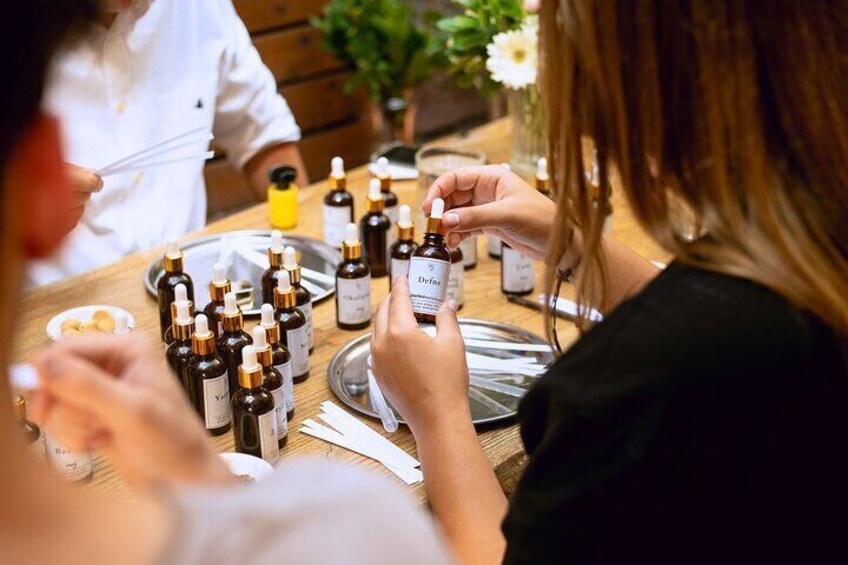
[145,230,341,316]
[327,319,555,426]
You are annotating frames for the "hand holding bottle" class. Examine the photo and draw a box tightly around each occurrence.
[29,334,234,489]
[369,276,471,437]
[424,165,555,260]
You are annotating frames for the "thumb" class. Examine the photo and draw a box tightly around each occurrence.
[435,299,462,342]
[34,354,139,431]
[442,202,504,234]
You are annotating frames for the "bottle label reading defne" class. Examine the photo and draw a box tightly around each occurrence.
[324,205,352,247]
[274,360,295,413]
[287,326,309,376]
[257,411,280,464]
[391,258,410,283]
[202,373,231,429]
[268,382,288,440]
[337,276,372,324]
[408,257,450,315]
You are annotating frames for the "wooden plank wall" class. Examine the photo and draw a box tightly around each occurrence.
[206,0,374,219]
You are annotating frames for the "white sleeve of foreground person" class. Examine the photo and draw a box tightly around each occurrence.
[159,459,454,565]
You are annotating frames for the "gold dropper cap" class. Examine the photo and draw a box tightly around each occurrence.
[238,346,264,389]
[221,293,244,333]
[191,315,216,356]
[341,223,362,260]
[14,395,27,422]
[273,271,297,310]
[260,304,282,345]
[251,326,273,368]
[163,241,183,273]
[172,300,195,341]
[425,198,446,236]
[208,262,231,303]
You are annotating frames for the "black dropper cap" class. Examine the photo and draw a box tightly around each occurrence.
[269,165,297,190]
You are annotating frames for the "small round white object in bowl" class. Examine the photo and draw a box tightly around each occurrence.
[46,305,135,341]
[219,452,274,484]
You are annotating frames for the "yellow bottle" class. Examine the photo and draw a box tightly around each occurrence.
[268,166,298,230]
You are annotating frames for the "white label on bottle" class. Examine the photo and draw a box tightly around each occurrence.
[203,373,231,429]
[337,276,372,324]
[324,204,352,247]
[460,236,477,267]
[258,411,280,465]
[45,434,92,482]
[268,383,289,441]
[487,235,502,257]
[286,326,309,377]
[447,261,464,306]
[300,300,314,350]
[407,257,450,316]
[390,258,410,283]
[502,246,535,293]
[274,360,295,413]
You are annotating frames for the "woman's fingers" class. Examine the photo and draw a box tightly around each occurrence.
[435,299,463,344]
[387,276,418,331]
[424,166,505,212]
[442,201,506,234]
[373,293,391,339]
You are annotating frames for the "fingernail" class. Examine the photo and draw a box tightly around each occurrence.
[443,212,459,227]
[447,299,458,312]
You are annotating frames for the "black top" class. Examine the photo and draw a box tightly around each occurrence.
[502,263,848,564]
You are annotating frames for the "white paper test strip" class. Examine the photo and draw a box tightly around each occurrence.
[315,413,412,471]
[469,376,528,398]
[463,338,553,353]
[93,125,207,174]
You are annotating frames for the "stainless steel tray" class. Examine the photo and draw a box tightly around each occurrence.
[327,319,555,426]
[145,230,341,316]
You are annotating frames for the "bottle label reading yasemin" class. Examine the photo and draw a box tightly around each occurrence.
[337,276,372,324]
[268,382,289,440]
[274,360,295,413]
[323,204,352,247]
[390,258,410,283]
[203,373,231,429]
[300,300,314,349]
[502,246,535,293]
[257,411,280,464]
[407,257,450,315]
[447,262,464,305]
[287,326,309,377]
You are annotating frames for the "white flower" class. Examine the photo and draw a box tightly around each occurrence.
[486,25,538,90]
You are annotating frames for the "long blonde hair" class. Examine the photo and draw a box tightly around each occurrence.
[540,0,848,338]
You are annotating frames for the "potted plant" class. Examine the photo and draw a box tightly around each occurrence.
[437,0,542,179]
[311,0,444,145]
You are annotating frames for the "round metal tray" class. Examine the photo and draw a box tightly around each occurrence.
[327,319,555,426]
[145,230,341,316]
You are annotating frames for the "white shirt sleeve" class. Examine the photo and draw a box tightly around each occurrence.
[212,0,302,170]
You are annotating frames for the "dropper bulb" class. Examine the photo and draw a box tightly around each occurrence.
[166,240,179,256]
[376,156,389,176]
[430,198,445,219]
[276,269,292,291]
[261,303,275,325]
[399,204,411,226]
[536,157,548,179]
[368,178,382,200]
[212,262,227,284]
[284,246,297,268]
[174,283,188,303]
[195,314,210,335]
[271,230,284,251]
[344,223,359,245]
[331,156,344,178]
[224,292,238,315]
[252,325,267,349]
[241,345,259,370]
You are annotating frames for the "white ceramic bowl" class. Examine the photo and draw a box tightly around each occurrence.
[219,452,275,484]
[46,305,135,341]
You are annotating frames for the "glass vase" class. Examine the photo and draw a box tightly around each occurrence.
[370,90,418,148]
[508,86,545,181]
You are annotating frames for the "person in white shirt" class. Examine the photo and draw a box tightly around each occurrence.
[29,0,309,287]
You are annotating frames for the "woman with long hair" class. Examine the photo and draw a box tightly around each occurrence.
[371,1,848,562]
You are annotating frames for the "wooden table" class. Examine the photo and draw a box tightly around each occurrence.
[12,118,670,500]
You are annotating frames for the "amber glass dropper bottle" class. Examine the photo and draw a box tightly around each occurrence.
[389,204,418,290]
[284,246,313,354]
[231,346,280,464]
[186,314,231,436]
[361,178,391,278]
[217,292,253,394]
[252,325,288,448]
[335,223,372,330]
[323,156,355,248]
[166,299,195,390]
[157,240,194,342]
[274,270,309,383]
[261,303,294,421]
[164,283,193,344]
[375,156,399,244]
[203,262,231,341]
[261,230,286,306]
[407,198,451,324]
